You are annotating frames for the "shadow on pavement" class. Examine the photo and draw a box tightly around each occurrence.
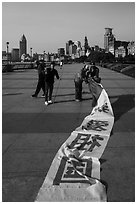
[54,97,92,104]
[99,159,108,194]
[2,93,23,96]
[53,91,90,97]
[111,94,135,122]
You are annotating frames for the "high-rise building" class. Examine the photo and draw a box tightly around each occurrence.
[66,43,69,55]
[69,44,77,56]
[11,48,19,62]
[84,36,89,55]
[80,46,85,56]
[66,40,82,58]
[19,34,27,58]
[58,48,65,56]
[66,40,73,55]
[74,41,82,58]
[104,28,115,54]
[74,41,81,48]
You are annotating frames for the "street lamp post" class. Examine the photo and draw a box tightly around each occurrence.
[6,42,9,64]
[43,51,45,61]
[30,47,32,59]
[30,47,33,68]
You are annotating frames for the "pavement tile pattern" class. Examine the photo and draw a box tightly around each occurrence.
[2,63,135,201]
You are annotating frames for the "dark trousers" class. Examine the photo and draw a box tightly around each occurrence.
[75,81,82,100]
[35,75,45,96]
[45,82,54,102]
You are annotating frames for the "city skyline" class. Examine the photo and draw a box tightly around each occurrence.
[2,2,135,54]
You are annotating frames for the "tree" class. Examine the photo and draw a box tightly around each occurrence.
[87,50,115,63]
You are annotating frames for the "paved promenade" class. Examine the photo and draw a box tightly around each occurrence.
[2,63,135,201]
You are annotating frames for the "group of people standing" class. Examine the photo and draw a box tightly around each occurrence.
[32,59,101,107]
[74,60,101,107]
[32,61,60,105]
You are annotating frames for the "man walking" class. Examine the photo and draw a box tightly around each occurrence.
[32,60,45,97]
[44,62,60,105]
[74,72,83,101]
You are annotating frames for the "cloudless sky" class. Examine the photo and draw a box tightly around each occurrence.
[2,1,135,54]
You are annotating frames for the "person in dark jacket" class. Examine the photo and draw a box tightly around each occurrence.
[74,72,83,101]
[32,61,45,97]
[44,62,60,105]
[86,64,100,81]
[81,61,101,107]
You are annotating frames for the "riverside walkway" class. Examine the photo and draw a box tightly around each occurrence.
[2,63,135,202]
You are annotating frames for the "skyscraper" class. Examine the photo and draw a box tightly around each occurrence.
[11,48,19,62]
[74,41,81,58]
[19,34,27,58]
[84,36,89,55]
[66,40,73,55]
[104,28,115,54]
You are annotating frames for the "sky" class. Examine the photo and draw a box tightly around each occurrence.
[2,1,135,54]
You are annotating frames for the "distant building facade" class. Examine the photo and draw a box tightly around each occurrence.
[115,46,127,58]
[115,41,129,58]
[104,28,115,55]
[11,48,19,62]
[74,41,81,58]
[19,34,27,58]
[66,40,82,58]
[2,51,6,60]
[80,46,85,56]
[58,48,65,56]
[66,40,73,55]
[69,44,77,56]
[127,41,135,55]
[2,51,11,62]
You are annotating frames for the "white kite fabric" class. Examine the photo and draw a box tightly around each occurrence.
[35,82,114,202]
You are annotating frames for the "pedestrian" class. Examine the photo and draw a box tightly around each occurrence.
[32,60,45,98]
[44,62,60,105]
[74,72,83,101]
[81,61,101,107]
[88,63,101,83]
[60,61,63,69]
[81,61,91,83]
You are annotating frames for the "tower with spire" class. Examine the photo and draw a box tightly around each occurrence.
[104,28,115,54]
[19,34,27,59]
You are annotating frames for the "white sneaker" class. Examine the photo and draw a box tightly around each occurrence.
[45,101,48,106]
[48,100,52,104]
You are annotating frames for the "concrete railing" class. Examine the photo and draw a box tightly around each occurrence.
[2,62,35,72]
